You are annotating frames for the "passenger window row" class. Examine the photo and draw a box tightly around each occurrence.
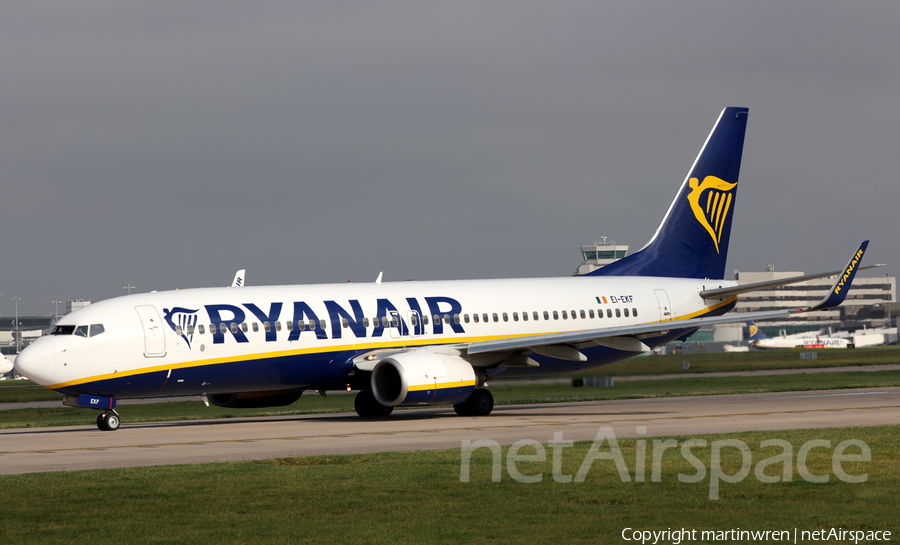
[462,307,638,323]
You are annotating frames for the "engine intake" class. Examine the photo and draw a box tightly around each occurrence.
[371,352,478,407]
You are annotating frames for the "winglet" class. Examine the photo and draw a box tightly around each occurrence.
[231,269,246,288]
[804,241,868,311]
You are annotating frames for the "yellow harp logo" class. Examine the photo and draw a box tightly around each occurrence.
[687,176,737,254]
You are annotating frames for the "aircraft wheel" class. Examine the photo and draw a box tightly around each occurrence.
[354,390,376,417]
[98,412,120,431]
[372,402,394,417]
[454,388,494,417]
[104,413,121,431]
[356,390,393,418]
[469,388,494,416]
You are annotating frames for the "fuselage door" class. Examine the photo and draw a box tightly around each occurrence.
[654,289,672,322]
[389,310,403,340]
[407,310,422,339]
[135,305,167,357]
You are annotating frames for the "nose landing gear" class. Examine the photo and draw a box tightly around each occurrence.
[63,394,122,431]
[97,411,121,431]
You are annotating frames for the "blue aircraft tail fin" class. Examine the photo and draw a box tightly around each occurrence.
[589,107,749,279]
[746,321,769,341]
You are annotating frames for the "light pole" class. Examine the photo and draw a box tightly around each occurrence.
[123,284,135,296]
[12,297,20,353]
[51,299,63,322]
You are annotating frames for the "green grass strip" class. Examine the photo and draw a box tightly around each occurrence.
[0,425,896,544]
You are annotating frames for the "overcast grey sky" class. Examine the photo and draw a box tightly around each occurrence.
[1,2,897,316]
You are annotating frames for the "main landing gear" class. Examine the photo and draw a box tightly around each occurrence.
[352,387,494,418]
[453,388,494,417]
[96,411,121,431]
[354,390,394,418]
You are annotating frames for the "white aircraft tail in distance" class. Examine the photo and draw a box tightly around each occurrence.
[15,107,878,431]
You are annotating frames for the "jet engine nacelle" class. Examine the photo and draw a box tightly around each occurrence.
[207,390,303,409]
[371,352,478,407]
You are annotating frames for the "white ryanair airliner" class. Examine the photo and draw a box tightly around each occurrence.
[15,107,876,431]
[745,321,853,349]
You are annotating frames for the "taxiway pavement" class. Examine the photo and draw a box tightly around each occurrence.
[2,387,898,475]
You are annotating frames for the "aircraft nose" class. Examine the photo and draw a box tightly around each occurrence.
[14,338,57,386]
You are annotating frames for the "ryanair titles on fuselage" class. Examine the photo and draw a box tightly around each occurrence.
[164,296,466,347]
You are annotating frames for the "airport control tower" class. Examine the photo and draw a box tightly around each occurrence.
[573,237,629,275]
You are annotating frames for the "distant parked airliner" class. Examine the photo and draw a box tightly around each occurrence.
[746,321,853,349]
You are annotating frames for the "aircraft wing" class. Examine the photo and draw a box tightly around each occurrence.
[699,241,879,300]
[467,241,872,359]
[465,309,792,356]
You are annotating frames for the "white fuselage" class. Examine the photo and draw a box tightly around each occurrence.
[16,275,735,398]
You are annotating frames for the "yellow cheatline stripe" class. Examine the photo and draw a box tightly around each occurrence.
[407,380,477,392]
[45,335,507,390]
[677,296,736,320]
[46,298,737,390]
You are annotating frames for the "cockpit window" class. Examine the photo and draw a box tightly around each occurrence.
[50,324,105,337]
